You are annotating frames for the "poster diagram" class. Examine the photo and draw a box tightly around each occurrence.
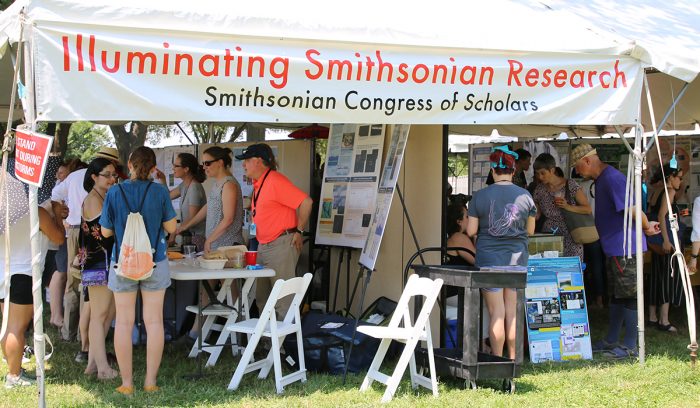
[525,257,593,363]
[360,125,410,270]
[154,145,197,213]
[315,124,386,248]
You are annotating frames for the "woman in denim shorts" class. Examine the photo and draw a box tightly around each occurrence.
[100,147,177,395]
[466,147,536,360]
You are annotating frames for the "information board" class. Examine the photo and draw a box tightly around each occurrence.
[154,145,197,214]
[359,125,410,270]
[315,124,385,248]
[525,257,593,363]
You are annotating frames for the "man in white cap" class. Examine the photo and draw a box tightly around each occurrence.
[51,146,120,345]
[571,143,659,359]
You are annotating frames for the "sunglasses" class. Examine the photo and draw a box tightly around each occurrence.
[172,163,183,168]
[98,172,119,179]
[202,158,221,167]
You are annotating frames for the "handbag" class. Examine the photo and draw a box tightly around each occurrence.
[561,180,599,244]
[81,268,108,287]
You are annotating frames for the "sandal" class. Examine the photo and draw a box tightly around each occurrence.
[602,345,638,359]
[645,320,658,328]
[657,323,678,333]
[115,385,133,396]
[592,339,617,352]
[143,385,160,392]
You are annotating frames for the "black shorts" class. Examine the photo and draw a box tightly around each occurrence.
[43,249,58,285]
[55,242,68,273]
[9,274,33,305]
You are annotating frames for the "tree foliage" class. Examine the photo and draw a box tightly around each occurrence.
[65,122,111,162]
[448,152,469,177]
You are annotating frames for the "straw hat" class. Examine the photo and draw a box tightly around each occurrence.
[94,146,120,162]
[570,144,597,167]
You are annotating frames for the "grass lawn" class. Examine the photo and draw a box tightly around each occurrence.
[2,305,700,407]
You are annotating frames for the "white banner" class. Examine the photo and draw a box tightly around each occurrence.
[33,23,643,124]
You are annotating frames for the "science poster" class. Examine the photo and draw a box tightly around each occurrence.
[316,124,385,248]
[526,257,593,363]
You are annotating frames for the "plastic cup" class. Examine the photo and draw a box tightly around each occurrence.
[232,252,245,269]
[245,251,257,266]
[183,245,196,265]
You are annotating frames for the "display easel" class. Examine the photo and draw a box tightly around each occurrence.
[342,185,426,382]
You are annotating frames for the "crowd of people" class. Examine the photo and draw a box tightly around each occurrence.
[0,143,311,392]
[0,138,694,390]
[445,142,693,361]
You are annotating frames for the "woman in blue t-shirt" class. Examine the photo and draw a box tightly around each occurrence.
[100,146,177,395]
[467,146,536,360]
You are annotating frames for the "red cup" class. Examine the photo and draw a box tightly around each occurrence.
[245,251,257,266]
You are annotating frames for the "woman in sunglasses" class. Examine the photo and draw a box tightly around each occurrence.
[156,153,207,250]
[180,146,244,252]
[79,158,118,380]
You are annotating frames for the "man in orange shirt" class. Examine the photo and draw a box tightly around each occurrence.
[237,144,313,317]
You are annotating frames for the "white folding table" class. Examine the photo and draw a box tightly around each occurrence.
[169,261,275,375]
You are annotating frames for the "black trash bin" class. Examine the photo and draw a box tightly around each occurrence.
[411,264,527,393]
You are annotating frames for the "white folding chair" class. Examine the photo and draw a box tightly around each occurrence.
[185,278,252,366]
[225,273,312,394]
[358,273,444,403]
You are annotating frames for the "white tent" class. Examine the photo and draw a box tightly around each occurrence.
[1,1,699,404]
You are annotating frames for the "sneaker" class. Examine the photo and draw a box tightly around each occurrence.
[74,351,88,363]
[22,346,34,364]
[5,371,36,389]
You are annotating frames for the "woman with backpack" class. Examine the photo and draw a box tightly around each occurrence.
[100,146,177,395]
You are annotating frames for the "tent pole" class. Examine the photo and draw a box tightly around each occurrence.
[634,123,645,365]
[22,21,48,407]
[643,81,690,154]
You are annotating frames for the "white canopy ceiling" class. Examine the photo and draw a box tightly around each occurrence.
[0,0,698,135]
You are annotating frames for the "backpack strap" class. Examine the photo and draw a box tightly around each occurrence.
[138,182,153,212]
[117,184,135,213]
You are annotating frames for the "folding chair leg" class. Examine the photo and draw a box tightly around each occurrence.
[382,338,420,403]
[270,333,284,394]
[188,315,217,358]
[206,311,240,366]
[360,338,393,392]
[257,348,274,379]
[228,331,263,390]
[425,328,438,397]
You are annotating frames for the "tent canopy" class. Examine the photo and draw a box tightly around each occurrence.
[0,0,698,134]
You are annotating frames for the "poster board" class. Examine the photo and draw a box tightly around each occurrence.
[360,125,410,270]
[525,257,593,363]
[154,144,197,214]
[315,124,386,248]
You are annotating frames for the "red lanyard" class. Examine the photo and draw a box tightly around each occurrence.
[252,169,272,217]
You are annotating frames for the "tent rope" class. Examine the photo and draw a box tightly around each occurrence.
[644,74,698,367]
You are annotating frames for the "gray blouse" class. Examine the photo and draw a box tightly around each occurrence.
[205,176,244,249]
